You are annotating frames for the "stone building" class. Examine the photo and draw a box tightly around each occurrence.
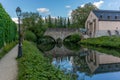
[85,10,120,37]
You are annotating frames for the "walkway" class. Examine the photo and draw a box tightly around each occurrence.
[0,45,18,80]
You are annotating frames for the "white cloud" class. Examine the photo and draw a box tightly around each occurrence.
[51,16,57,19]
[66,5,71,8]
[12,17,18,24]
[80,4,85,8]
[93,0,104,8]
[68,10,72,18]
[37,8,50,13]
[12,17,22,24]
[42,16,57,20]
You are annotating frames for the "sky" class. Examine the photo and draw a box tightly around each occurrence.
[0,0,120,23]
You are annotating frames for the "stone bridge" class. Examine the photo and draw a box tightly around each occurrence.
[44,28,81,41]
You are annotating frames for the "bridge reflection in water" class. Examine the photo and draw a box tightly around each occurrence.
[44,46,120,80]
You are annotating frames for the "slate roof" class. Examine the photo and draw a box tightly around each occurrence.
[92,10,120,21]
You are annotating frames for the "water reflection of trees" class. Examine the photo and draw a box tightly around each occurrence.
[37,36,55,51]
[82,45,120,57]
[40,39,120,79]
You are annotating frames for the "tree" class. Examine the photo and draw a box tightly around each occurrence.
[59,17,63,27]
[21,12,46,40]
[71,3,98,28]
[48,15,53,28]
[67,17,70,27]
[54,18,57,27]
[22,12,40,31]
[63,18,66,28]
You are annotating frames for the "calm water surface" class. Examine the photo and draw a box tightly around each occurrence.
[44,45,120,80]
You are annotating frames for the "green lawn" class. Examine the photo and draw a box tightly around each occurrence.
[80,36,120,49]
[17,41,70,80]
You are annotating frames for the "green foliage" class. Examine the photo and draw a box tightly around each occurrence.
[80,36,120,49]
[0,41,17,59]
[71,3,98,28]
[67,17,70,27]
[0,4,17,48]
[64,34,81,43]
[64,34,81,51]
[24,30,37,42]
[17,41,70,80]
[22,12,45,39]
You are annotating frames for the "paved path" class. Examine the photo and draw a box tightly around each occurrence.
[0,45,18,80]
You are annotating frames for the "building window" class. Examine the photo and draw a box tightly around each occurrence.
[108,16,110,19]
[100,15,102,19]
[115,16,117,19]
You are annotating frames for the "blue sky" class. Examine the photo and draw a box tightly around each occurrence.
[0,0,120,22]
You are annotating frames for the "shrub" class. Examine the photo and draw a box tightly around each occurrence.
[64,34,81,43]
[24,31,37,42]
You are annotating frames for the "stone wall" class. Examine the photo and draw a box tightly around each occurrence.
[95,30,120,37]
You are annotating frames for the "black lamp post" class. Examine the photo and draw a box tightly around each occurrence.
[16,7,22,58]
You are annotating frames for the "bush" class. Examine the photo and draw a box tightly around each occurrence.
[64,34,81,43]
[17,41,70,80]
[24,31,37,42]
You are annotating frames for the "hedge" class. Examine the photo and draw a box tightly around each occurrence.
[0,3,17,48]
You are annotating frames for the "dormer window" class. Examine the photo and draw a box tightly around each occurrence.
[115,16,117,19]
[100,15,102,19]
[108,16,110,19]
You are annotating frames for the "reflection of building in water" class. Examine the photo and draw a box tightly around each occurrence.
[86,50,120,74]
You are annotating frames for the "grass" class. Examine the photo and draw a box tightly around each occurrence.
[80,36,120,49]
[0,41,17,59]
[17,41,70,80]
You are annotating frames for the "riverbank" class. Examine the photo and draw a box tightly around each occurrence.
[17,41,70,80]
[80,36,120,49]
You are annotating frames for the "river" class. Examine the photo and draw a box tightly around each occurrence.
[43,44,120,80]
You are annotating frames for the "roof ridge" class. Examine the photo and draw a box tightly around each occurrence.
[93,9,120,12]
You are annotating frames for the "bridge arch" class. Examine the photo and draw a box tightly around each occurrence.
[44,28,81,41]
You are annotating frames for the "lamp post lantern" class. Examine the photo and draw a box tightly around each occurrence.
[16,7,22,58]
